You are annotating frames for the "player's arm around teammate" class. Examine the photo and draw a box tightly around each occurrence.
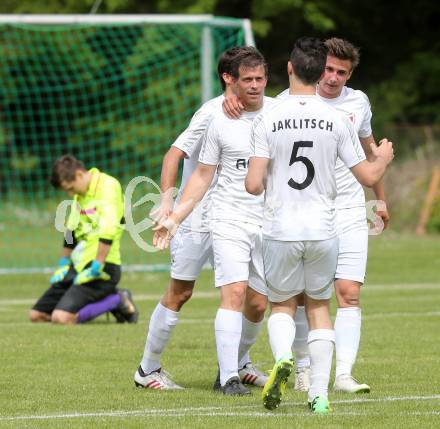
[155,48,272,395]
[135,48,269,391]
[247,37,394,413]
[314,39,391,394]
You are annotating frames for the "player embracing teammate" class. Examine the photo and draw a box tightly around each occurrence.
[135,47,270,392]
[149,39,394,413]
[246,37,393,413]
[224,37,391,396]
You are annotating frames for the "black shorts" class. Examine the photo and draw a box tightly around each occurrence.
[32,262,121,315]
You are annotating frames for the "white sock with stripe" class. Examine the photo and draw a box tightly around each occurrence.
[140,302,179,374]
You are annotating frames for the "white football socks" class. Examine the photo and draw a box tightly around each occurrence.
[140,302,179,374]
[238,315,263,369]
[293,306,310,368]
[308,329,335,402]
[334,307,361,378]
[215,308,243,386]
[267,312,295,362]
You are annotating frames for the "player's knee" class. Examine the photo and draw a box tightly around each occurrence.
[166,281,194,309]
[174,288,193,307]
[225,286,246,309]
[335,280,361,308]
[245,295,267,317]
[337,292,360,307]
[29,309,43,323]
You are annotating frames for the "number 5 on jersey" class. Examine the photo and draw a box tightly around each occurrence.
[288,141,315,190]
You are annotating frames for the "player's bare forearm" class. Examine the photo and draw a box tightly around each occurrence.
[152,163,215,250]
[351,140,394,187]
[372,179,386,202]
[161,146,185,194]
[360,135,377,161]
[351,158,387,187]
[246,157,269,195]
[95,241,111,264]
[360,136,388,201]
[172,163,216,224]
[151,146,186,222]
[371,180,390,228]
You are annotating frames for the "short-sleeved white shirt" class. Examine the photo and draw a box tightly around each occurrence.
[199,96,275,226]
[252,95,366,241]
[172,95,223,231]
[278,87,373,209]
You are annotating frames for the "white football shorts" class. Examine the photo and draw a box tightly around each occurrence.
[335,206,368,284]
[170,228,213,281]
[263,237,339,302]
[211,220,267,295]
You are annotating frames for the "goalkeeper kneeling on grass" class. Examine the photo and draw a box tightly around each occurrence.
[29,155,138,325]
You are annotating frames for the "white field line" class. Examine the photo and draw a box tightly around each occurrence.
[0,395,439,421]
[0,292,219,306]
[0,282,439,307]
[0,263,180,275]
[4,411,440,420]
[0,312,439,327]
[1,312,440,327]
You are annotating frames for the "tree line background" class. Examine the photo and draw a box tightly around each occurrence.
[1,0,439,232]
[2,0,439,142]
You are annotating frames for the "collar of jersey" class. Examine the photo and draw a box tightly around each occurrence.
[316,86,348,104]
[241,107,263,118]
[285,94,317,98]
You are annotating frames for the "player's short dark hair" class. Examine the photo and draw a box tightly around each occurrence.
[289,37,328,85]
[217,47,243,90]
[229,46,268,80]
[325,37,360,70]
[50,154,86,189]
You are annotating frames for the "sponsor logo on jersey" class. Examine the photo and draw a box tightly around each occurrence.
[236,158,249,169]
[348,112,356,123]
[80,207,97,215]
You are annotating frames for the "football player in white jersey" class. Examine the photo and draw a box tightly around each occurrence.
[134,48,267,390]
[223,38,389,394]
[154,47,275,395]
[279,38,388,393]
[245,37,393,413]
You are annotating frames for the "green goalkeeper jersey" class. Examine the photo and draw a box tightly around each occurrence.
[66,168,124,272]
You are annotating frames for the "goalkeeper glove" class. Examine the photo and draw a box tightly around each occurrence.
[50,256,71,285]
[74,260,110,285]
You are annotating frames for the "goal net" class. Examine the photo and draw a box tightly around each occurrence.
[0,15,253,272]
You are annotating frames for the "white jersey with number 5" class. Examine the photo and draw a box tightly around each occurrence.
[252,95,366,241]
[278,87,372,209]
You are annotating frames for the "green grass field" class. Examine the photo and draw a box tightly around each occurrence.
[0,233,439,428]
